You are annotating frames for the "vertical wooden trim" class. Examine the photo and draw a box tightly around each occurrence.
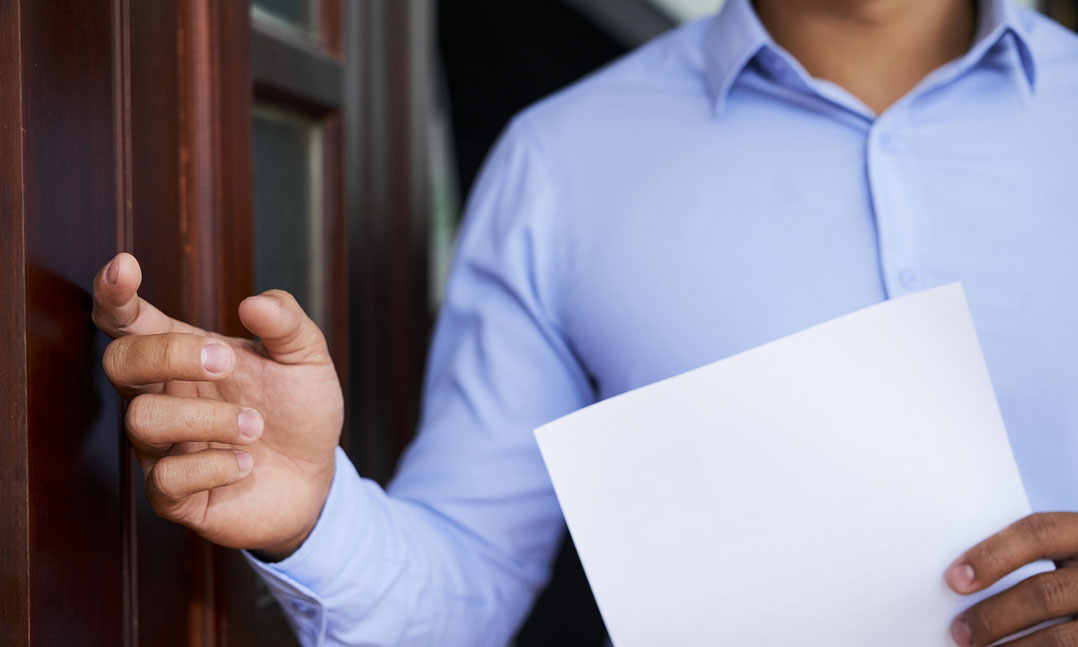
[343,0,364,459]
[20,0,126,640]
[178,1,230,644]
[111,0,138,645]
[352,0,393,482]
[180,0,224,332]
[178,0,219,622]
[385,0,432,461]
[321,114,350,442]
[0,0,30,643]
[202,2,255,645]
[320,0,344,59]
[216,0,255,339]
[347,0,435,482]
[344,0,421,481]
[113,0,134,252]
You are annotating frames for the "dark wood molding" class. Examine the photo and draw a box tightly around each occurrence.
[385,0,434,464]
[349,0,434,482]
[251,24,345,113]
[111,2,139,645]
[180,0,224,332]
[128,0,201,644]
[342,0,364,458]
[215,0,257,339]
[0,0,30,643]
[1,0,431,642]
[321,0,345,59]
[179,0,255,335]
[322,114,351,439]
[14,0,127,643]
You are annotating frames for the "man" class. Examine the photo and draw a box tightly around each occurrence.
[92,0,1078,644]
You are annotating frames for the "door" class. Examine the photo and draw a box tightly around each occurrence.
[0,0,435,644]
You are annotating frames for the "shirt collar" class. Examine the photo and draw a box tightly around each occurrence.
[704,0,1037,116]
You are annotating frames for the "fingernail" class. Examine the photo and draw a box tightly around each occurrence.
[258,294,283,309]
[951,617,972,646]
[238,409,263,440]
[201,343,231,374]
[947,563,976,591]
[234,451,253,474]
[105,258,119,285]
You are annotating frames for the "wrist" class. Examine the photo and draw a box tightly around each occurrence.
[253,460,336,562]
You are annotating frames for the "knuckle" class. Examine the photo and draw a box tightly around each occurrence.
[179,402,231,439]
[1030,573,1072,615]
[184,455,218,482]
[125,396,153,437]
[970,542,1006,577]
[207,453,236,481]
[149,459,185,501]
[212,404,238,437]
[1042,624,1078,647]
[160,335,185,374]
[962,607,999,642]
[194,454,236,489]
[102,338,128,381]
[180,402,207,433]
[1023,513,1061,545]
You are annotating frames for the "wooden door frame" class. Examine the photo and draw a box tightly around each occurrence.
[1,0,437,643]
[2,1,129,644]
[349,0,436,485]
[0,0,31,643]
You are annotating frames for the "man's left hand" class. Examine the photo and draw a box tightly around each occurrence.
[948,512,1078,646]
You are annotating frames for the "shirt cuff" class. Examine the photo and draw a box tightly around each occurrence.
[243,446,365,646]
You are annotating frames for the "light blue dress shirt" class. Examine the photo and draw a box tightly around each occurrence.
[246,0,1078,643]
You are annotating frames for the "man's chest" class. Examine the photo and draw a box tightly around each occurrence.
[554,113,1078,507]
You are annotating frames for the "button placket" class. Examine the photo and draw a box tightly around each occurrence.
[866,116,922,297]
[878,131,909,154]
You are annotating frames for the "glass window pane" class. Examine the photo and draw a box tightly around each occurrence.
[252,0,318,37]
[251,104,324,326]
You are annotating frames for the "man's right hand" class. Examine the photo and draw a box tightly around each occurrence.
[93,253,345,560]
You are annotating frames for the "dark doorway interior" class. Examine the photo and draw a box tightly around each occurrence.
[438,3,632,645]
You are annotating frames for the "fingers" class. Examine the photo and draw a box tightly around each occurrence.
[126,394,263,456]
[147,448,254,510]
[948,514,1078,594]
[92,252,201,337]
[994,621,1078,647]
[238,290,330,365]
[953,570,1078,646]
[104,333,235,393]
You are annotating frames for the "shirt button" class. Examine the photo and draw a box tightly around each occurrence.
[898,271,918,289]
[878,132,908,154]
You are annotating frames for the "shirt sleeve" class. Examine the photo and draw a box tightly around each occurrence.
[244,117,596,646]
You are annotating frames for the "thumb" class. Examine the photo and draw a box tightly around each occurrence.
[238,290,331,365]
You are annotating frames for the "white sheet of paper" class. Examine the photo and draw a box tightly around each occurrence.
[536,284,1051,646]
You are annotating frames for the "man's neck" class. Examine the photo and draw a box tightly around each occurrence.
[753,0,977,115]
